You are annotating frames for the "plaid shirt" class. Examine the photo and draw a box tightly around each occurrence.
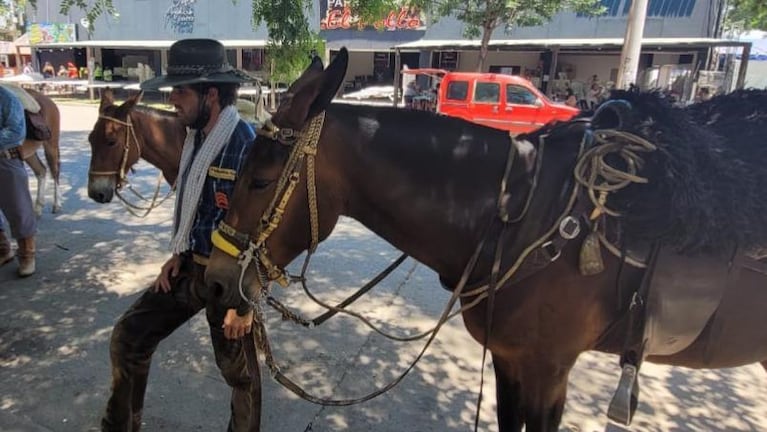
[188,120,255,257]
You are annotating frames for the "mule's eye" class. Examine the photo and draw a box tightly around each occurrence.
[250,178,273,190]
[107,141,117,147]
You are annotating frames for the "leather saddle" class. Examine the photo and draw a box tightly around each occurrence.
[608,244,767,425]
[25,111,51,141]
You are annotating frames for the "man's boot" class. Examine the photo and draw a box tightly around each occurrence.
[0,230,12,266]
[17,236,35,277]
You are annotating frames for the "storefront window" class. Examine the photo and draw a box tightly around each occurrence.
[243,49,264,72]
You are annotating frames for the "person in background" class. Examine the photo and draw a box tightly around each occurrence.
[565,86,578,108]
[100,38,261,432]
[22,63,34,75]
[93,62,104,81]
[67,62,78,79]
[0,86,36,277]
[42,61,55,78]
[56,65,67,78]
[403,79,418,108]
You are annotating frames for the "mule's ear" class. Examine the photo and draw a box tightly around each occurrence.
[306,48,348,119]
[592,99,633,130]
[120,91,144,112]
[308,54,324,72]
[99,88,114,113]
[276,48,348,128]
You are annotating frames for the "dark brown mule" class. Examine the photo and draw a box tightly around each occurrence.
[17,89,62,215]
[205,51,767,431]
[87,89,185,203]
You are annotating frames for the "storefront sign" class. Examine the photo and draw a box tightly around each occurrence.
[165,0,197,34]
[27,23,77,45]
[320,0,425,31]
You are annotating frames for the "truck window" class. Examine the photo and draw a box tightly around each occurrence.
[446,81,469,101]
[506,84,537,105]
[474,82,500,103]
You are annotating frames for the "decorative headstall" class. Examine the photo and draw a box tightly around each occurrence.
[211,112,326,302]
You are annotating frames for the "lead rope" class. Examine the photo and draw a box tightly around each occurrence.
[114,172,175,218]
[253,217,493,406]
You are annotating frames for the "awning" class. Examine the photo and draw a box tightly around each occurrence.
[14,33,31,55]
[393,37,752,52]
[0,33,32,56]
[32,39,269,50]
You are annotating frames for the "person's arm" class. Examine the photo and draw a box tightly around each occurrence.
[0,94,25,149]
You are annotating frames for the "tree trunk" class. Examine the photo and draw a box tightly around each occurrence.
[476,24,495,72]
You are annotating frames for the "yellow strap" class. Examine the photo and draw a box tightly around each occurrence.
[211,230,241,258]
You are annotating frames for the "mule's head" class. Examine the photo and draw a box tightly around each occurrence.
[205,48,349,311]
[87,89,144,203]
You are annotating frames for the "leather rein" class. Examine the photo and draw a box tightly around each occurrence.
[89,114,174,217]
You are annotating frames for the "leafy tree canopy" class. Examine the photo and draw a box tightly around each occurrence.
[725,0,767,32]
[409,0,604,70]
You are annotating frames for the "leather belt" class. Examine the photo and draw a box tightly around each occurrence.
[0,147,21,159]
[192,253,209,266]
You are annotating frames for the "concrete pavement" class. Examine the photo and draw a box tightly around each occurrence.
[1,102,766,431]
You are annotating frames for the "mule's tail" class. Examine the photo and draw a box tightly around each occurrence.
[43,102,61,183]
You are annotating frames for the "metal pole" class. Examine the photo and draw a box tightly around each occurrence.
[392,48,401,107]
[87,47,94,100]
[546,46,559,97]
[616,0,650,89]
[735,43,751,90]
[270,58,276,111]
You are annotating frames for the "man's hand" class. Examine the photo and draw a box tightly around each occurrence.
[153,254,182,293]
[223,308,253,340]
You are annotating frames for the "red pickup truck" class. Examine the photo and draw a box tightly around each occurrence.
[403,69,580,135]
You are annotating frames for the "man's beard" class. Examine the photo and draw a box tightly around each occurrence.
[190,96,211,130]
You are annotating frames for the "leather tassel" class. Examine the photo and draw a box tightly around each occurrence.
[580,231,605,276]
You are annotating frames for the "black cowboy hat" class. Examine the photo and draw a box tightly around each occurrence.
[140,38,257,90]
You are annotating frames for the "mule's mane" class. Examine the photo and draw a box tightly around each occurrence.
[604,90,767,254]
[133,104,178,119]
[329,102,511,159]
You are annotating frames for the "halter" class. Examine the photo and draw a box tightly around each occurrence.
[89,114,141,187]
[90,113,174,217]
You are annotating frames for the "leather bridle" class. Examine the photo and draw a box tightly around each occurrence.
[89,113,174,217]
[211,112,326,296]
[89,114,141,188]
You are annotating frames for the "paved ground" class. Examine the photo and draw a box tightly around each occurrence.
[1,102,766,431]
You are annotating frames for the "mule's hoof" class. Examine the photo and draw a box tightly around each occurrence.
[52,205,62,214]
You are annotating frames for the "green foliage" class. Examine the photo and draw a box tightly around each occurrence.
[410,0,604,69]
[58,0,117,33]
[413,0,604,38]
[251,0,394,82]
[725,0,767,32]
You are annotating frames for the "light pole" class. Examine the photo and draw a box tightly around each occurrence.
[616,0,650,89]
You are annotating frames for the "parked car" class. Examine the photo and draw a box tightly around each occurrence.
[403,69,580,135]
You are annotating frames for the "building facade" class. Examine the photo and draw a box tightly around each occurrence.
[24,0,734,99]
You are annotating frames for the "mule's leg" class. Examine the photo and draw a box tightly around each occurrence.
[23,152,47,217]
[493,355,524,432]
[493,355,572,432]
[42,137,61,214]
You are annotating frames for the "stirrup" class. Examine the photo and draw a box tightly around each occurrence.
[607,363,639,426]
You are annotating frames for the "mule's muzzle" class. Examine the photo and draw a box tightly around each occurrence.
[88,177,116,203]
[205,248,252,310]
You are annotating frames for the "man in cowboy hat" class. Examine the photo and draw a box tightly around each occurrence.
[101,39,260,431]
